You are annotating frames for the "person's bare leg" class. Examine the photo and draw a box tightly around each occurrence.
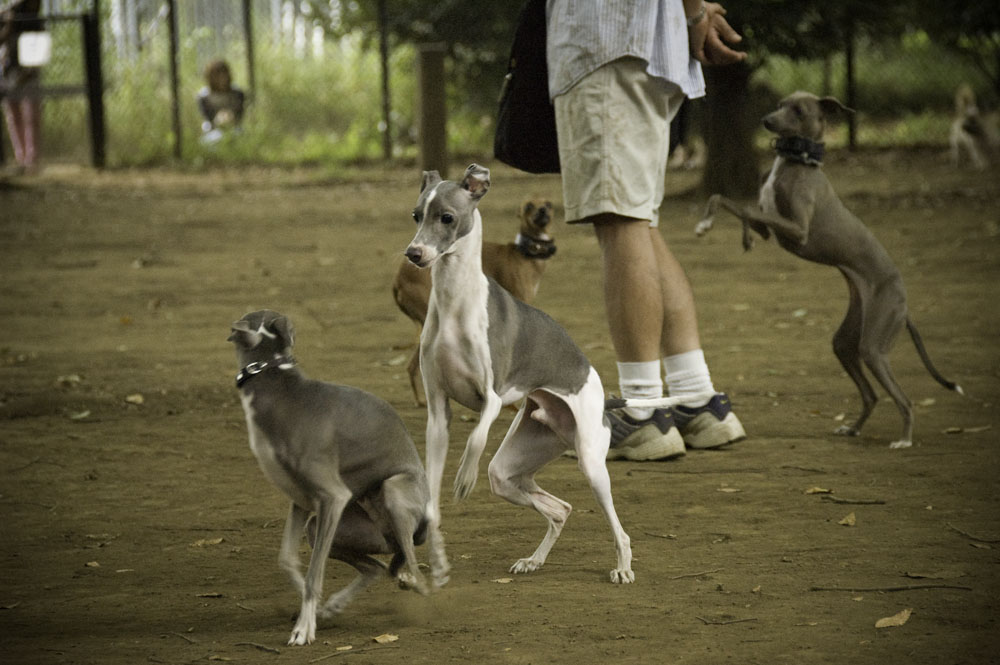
[593,214,665,363]
[649,226,701,357]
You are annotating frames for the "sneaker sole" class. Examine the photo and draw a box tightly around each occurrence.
[562,428,686,461]
[681,412,746,449]
[607,427,686,461]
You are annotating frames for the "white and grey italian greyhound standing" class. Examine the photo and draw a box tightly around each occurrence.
[404,164,710,586]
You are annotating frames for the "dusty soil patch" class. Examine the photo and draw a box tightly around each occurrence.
[1,150,998,664]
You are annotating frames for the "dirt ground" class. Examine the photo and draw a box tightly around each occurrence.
[1,149,998,665]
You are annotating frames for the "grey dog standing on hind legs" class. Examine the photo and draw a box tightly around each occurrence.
[403,164,713,587]
[229,310,429,646]
[695,91,963,449]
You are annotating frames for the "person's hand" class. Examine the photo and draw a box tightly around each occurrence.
[688,2,747,67]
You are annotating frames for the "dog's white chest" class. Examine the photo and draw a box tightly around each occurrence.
[759,157,782,216]
[240,392,311,509]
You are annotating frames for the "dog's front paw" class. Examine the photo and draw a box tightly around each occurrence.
[610,567,635,584]
[694,216,715,237]
[889,439,913,449]
[287,617,316,646]
[510,557,543,574]
[833,425,860,437]
[453,463,478,501]
[398,571,430,595]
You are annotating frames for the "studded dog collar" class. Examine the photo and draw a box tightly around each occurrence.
[515,233,557,259]
[235,355,296,388]
[774,136,825,166]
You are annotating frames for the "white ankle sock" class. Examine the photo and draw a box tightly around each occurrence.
[663,349,715,406]
[617,360,662,420]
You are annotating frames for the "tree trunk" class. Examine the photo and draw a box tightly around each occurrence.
[700,61,759,199]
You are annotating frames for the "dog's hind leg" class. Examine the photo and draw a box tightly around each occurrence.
[859,288,913,448]
[488,401,572,575]
[319,552,387,617]
[832,278,878,437]
[382,472,430,595]
[571,384,633,584]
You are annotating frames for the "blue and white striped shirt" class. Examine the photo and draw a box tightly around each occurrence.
[545,0,705,100]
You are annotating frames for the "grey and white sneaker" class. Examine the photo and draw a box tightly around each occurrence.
[604,407,686,461]
[673,393,746,449]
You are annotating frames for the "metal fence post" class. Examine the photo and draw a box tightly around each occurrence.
[83,1,106,168]
[167,0,182,160]
[417,43,447,177]
[242,0,255,103]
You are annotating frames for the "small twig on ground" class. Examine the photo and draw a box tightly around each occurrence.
[696,616,758,626]
[167,632,197,644]
[236,603,255,612]
[670,568,723,580]
[820,495,886,505]
[236,642,280,654]
[308,644,400,663]
[779,465,828,474]
[644,532,677,540]
[809,583,972,592]
[947,522,1000,544]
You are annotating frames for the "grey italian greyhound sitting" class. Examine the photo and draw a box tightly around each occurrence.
[404,164,709,587]
[696,92,963,449]
[229,310,429,646]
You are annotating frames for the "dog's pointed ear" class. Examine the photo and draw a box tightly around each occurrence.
[421,170,442,193]
[268,315,295,350]
[461,163,490,199]
[228,319,263,348]
[819,96,855,118]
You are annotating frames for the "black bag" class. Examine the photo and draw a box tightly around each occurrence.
[493,0,560,174]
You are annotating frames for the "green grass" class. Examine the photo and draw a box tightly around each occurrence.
[36,25,991,167]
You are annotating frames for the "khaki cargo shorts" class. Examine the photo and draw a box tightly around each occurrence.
[554,57,686,228]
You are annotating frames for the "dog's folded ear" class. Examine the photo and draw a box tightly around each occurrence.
[819,96,855,118]
[461,163,491,199]
[228,319,262,349]
[269,315,296,350]
[421,170,442,193]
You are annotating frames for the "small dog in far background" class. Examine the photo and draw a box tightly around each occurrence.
[949,84,999,170]
[392,197,556,405]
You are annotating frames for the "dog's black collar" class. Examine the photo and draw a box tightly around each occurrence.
[515,233,556,259]
[773,136,825,166]
[236,355,296,388]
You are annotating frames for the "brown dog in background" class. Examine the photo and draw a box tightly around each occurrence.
[392,197,556,405]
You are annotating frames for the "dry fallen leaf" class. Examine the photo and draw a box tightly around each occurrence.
[492,578,514,584]
[190,537,225,547]
[833,413,846,422]
[717,486,741,493]
[917,397,936,407]
[805,487,832,495]
[68,410,91,421]
[875,608,912,628]
[85,561,100,568]
[373,633,399,644]
[336,645,353,652]
[838,512,856,527]
[124,393,145,405]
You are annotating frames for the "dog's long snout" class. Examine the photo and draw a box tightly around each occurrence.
[405,247,424,265]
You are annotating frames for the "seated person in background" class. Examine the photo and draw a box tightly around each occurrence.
[197,58,244,145]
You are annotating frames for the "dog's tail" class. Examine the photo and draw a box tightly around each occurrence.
[906,317,964,395]
[604,391,717,411]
